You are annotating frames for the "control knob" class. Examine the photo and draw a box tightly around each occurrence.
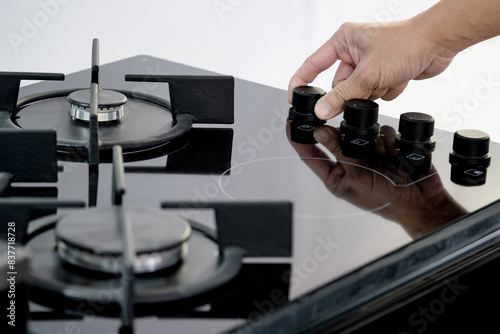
[339,99,380,158]
[395,112,436,175]
[449,129,491,186]
[288,86,326,144]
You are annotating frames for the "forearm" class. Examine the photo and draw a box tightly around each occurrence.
[418,0,500,54]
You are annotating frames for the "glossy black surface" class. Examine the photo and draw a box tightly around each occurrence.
[5,55,500,333]
[0,129,58,182]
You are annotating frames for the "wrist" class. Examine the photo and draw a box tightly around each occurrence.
[415,0,500,55]
[410,10,459,60]
[400,194,467,239]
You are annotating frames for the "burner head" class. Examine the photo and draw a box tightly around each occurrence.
[67,89,127,122]
[55,206,191,274]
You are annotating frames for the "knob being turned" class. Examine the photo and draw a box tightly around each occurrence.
[288,86,326,144]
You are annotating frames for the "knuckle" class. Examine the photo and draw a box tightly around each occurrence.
[333,84,352,103]
[356,66,379,89]
[338,21,358,31]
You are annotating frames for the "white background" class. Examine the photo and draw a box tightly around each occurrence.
[2,0,500,141]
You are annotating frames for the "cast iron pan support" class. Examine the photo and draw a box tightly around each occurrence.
[91,38,99,85]
[112,145,135,334]
[124,74,235,127]
[88,38,101,166]
[161,202,292,257]
[0,72,65,128]
[0,172,12,195]
[86,39,101,206]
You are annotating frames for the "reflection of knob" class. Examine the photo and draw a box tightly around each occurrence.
[395,112,436,175]
[340,99,380,158]
[449,129,491,186]
[288,86,326,144]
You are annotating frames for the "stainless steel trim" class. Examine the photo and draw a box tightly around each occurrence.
[57,239,187,274]
[69,103,125,122]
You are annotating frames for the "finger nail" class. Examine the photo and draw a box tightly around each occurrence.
[315,99,333,120]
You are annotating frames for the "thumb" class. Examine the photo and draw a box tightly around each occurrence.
[315,71,372,120]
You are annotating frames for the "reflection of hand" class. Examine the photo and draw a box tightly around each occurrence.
[287,123,467,239]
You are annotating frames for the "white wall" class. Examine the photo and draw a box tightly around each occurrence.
[2,0,500,141]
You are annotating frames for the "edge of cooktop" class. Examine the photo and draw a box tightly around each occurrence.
[226,198,500,333]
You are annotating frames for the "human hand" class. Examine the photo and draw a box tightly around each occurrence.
[287,123,467,238]
[288,18,456,120]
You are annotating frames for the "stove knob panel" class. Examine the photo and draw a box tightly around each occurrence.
[288,86,326,144]
[395,112,436,175]
[449,129,491,186]
[339,99,380,158]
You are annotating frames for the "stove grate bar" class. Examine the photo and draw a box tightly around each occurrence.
[0,72,64,120]
[0,172,12,195]
[161,201,293,257]
[125,74,234,124]
[117,207,135,334]
[112,144,135,333]
[88,83,99,166]
[112,146,126,205]
[91,38,99,85]
[0,129,58,182]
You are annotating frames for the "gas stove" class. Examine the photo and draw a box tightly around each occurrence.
[2,39,500,334]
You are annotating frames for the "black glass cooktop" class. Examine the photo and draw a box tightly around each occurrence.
[4,55,500,333]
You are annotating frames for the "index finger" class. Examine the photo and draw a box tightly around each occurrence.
[287,36,340,103]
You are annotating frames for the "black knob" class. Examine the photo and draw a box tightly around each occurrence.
[395,112,436,175]
[288,86,326,144]
[452,129,490,158]
[343,99,379,128]
[398,112,435,142]
[291,86,326,114]
[449,129,491,186]
[339,99,380,158]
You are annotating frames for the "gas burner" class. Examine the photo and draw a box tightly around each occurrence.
[22,145,265,320]
[27,211,245,316]
[68,88,127,122]
[15,87,178,159]
[0,38,234,163]
[56,205,191,274]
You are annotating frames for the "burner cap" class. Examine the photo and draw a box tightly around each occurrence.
[55,206,191,274]
[67,89,127,122]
